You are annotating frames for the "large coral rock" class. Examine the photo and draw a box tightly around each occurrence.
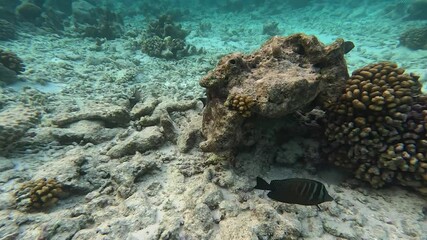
[199,34,351,153]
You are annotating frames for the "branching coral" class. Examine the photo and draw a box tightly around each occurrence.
[324,62,427,194]
[15,178,67,211]
[224,93,256,117]
[141,15,203,59]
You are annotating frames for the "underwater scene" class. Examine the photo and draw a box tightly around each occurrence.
[0,0,427,239]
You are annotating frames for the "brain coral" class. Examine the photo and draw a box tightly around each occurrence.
[324,62,427,194]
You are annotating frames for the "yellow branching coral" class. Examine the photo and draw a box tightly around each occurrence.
[15,178,66,211]
[224,93,256,117]
[324,62,427,193]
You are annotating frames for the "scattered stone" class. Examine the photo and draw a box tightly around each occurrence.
[52,102,130,127]
[32,154,110,194]
[301,217,324,238]
[130,98,160,119]
[0,105,40,150]
[0,157,14,171]
[401,219,421,238]
[183,203,215,238]
[252,204,302,240]
[177,115,202,153]
[159,111,178,143]
[50,120,121,144]
[106,126,165,158]
[202,184,224,210]
[136,99,198,128]
[322,217,358,239]
[0,212,19,239]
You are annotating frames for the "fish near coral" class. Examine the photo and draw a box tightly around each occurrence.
[255,177,333,207]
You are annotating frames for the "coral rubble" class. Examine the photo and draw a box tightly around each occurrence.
[324,62,427,194]
[199,33,352,154]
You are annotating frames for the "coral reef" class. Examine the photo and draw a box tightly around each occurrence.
[0,105,40,150]
[141,15,203,59]
[0,48,25,83]
[146,14,189,40]
[0,19,15,40]
[15,1,42,21]
[0,48,25,74]
[404,0,427,20]
[399,26,427,50]
[324,62,427,194]
[72,1,123,40]
[81,8,124,40]
[15,178,66,211]
[199,34,352,154]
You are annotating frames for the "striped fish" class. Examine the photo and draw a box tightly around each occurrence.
[254,177,333,206]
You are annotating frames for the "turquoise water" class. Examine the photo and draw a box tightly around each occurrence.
[0,0,426,239]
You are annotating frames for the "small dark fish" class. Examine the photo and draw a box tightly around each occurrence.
[198,97,207,107]
[254,177,333,206]
[343,41,355,54]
